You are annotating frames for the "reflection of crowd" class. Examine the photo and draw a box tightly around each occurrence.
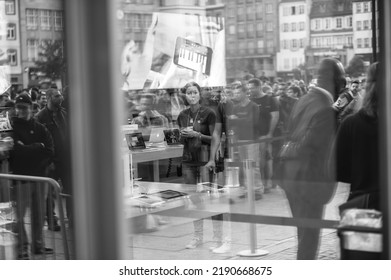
[123,58,378,259]
[0,85,70,260]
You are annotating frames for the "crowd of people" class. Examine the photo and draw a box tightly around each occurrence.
[0,86,70,260]
[123,58,378,259]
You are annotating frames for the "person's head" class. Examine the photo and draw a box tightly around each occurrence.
[231,81,246,102]
[360,62,378,118]
[182,81,201,106]
[138,93,155,112]
[14,94,33,120]
[29,87,40,102]
[36,92,47,108]
[277,83,287,97]
[287,85,301,98]
[46,88,63,109]
[247,78,262,97]
[317,58,346,100]
[0,93,10,106]
[350,80,360,93]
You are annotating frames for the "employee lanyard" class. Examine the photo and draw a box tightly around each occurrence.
[187,107,200,129]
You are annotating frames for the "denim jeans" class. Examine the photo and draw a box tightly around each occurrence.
[13,182,47,253]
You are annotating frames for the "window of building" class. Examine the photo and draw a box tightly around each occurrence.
[291,22,296,32]
[357,38,362,48]
[257,39,264,49]
[26,9,39,30]
[336,17,342,28]
[6,23,16,40]
[247,23,254,37]
[266,22,273,32]
[27,39,39,61]
[315,19,321,30]
[257,22,264,32]
[315,37,321,47]
[229,25,236,35]
[325,18,331,29]
[337,36,343,45]
[364,2,370,12]
[292,39,297,49]
[284,58,290,70]
[238,23,245,38]
[292,57,298,68]
[266,40,274,51]
[7,49,17,66]
[348,36,353,46]
[40,10,51,30]
[364,38,370,48]
[247,6,254,20]
[337,3,343,12]
[239,41,246,55]
[356,3,362,13]
[347,16,353,28]
[266,3,273,13]
[54,11,64,31]
[124,13,132,30]
[228,7,235,17]
[291,6,296,15]
[299,21,305,31]
[5,0,15,15]
[357,21,362,30]
[248,40,255,54]
[299,5,305,14]
[364,20,370,30]
[283,23,289,32]
[326,36,331,46]
[283,7,288,16]
[256,4,263,19]
[299,38,305,48]
[238,6,245,21]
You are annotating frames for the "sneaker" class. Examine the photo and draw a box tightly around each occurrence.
[186,238,202,249]
[212,242,231,254]
[209,238,222,251]
[34,247,54,255]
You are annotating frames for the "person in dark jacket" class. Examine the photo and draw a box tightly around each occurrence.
[35,88,71,230]
[277,58,345,259]
[335,62,379,211]
[9,93,55,259]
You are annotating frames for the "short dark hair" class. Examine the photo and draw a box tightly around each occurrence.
[288,85,301,97]
[248,78,262,87]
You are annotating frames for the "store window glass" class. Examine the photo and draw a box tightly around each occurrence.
[111,0,383,261]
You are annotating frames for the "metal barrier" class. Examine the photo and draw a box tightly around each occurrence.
[0,173,70,260]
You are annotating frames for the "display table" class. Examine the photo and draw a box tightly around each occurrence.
[124,181,241,223]
[123,144,183,182]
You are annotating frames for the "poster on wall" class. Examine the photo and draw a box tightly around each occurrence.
[121,13,226,90]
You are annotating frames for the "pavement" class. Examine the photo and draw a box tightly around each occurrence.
[127,182,350,260]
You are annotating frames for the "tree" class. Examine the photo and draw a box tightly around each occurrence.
[345,55,365,78]
[34,41,66,82]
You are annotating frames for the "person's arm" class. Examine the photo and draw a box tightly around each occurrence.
[205,123,221,171]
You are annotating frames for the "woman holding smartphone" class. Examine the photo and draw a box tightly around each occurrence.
[177,81,219,250]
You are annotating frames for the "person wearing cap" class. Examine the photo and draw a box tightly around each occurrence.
[9,93,55,259]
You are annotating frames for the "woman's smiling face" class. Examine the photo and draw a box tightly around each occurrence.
[185,86,200,105]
